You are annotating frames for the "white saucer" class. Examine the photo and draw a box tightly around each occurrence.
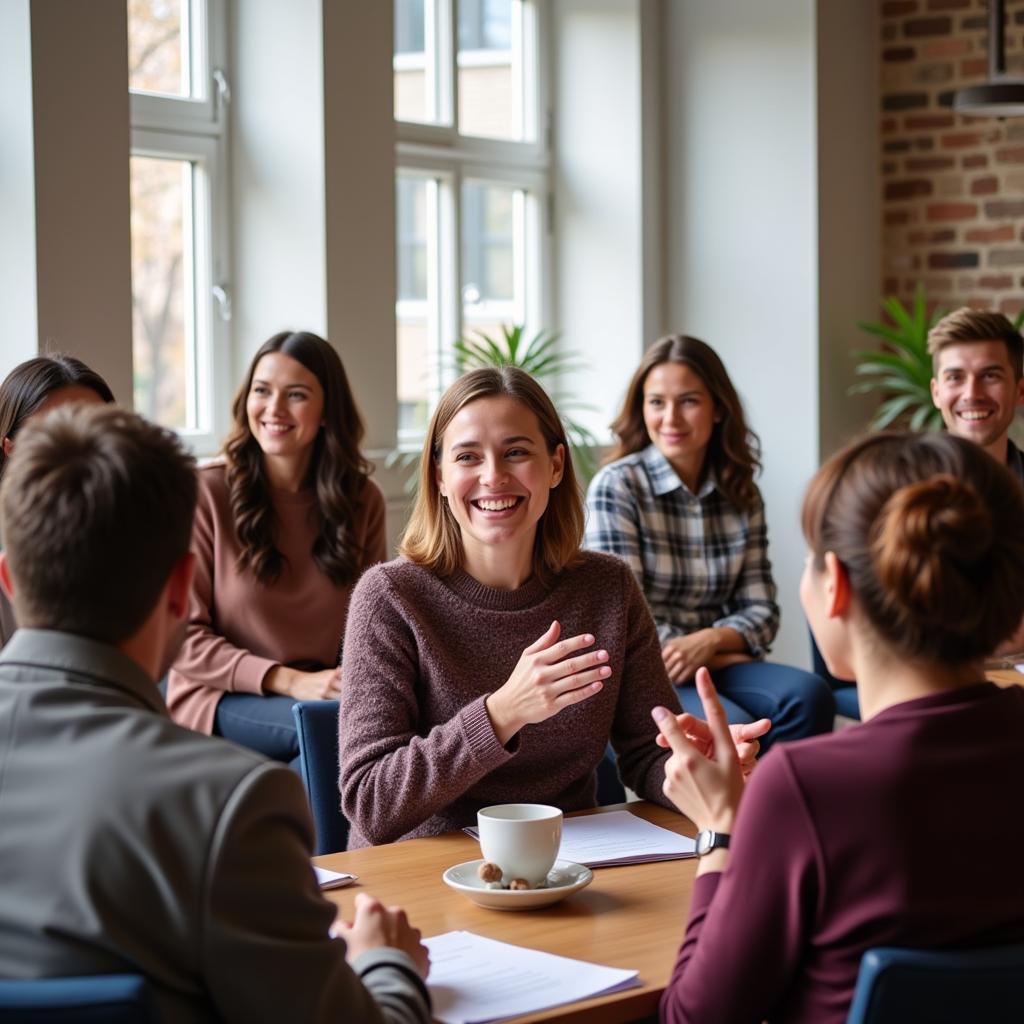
[442,859,593,911]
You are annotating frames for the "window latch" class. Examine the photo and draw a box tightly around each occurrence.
[213,68,231,110]
[212,284,232,322]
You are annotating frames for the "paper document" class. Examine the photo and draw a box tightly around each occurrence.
[1015,664,1024,675]
[314,866,357,890]
[466,810,695,867]
[425,930,639,1024]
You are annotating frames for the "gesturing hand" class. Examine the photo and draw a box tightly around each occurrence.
[654,703,770,779]
[651,668,749,832]
[336,893,429,978]
[485,620,611,746]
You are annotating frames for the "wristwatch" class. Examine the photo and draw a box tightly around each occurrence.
[694,830,731,857]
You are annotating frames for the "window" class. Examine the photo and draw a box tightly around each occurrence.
[128,0,229,452]
[394,0,548,442]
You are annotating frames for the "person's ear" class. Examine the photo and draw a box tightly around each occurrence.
[930,376,940,410]
[550,443,565,487]
[166,552,195,620]
[823,551,851,618]
[0,553,13,600]
[2,436,12,458]
[1015,373,1024,409]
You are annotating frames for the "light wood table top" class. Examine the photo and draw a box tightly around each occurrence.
[315,802,697,1023]
[986,667,1024,688]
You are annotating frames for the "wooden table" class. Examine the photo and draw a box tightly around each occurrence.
[314,802,697,1023]
[987,667,1023,689]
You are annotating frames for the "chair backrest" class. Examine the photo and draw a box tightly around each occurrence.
[596,743,627,806]
[0,974,155,1022]
[847,944,1024,1024]
[291,699,349,855]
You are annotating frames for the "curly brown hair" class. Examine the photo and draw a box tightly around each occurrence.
[223,331,373,586]
[605,335,762,511]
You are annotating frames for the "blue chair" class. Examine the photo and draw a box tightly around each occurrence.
[0,974,155,1022]
[596,744,627,806]
[847,944,1024,1024]
[291,699,348,855]
[809,629,860,720]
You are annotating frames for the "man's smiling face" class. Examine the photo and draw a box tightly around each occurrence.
[931,339,1024,454]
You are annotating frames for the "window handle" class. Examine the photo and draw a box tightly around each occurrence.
[213,68,231,108]
[212,284,232,322]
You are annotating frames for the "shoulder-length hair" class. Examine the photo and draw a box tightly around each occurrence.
[605,335,762,511]
[0,354,115,478]
[400,366,585,586]
[223,330,372,586]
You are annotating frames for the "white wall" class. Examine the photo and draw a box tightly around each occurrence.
[663,0,819,668]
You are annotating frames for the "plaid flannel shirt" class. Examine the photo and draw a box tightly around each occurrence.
[583,444,779,655]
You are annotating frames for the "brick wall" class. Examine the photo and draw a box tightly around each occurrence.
[881,0,1024,315]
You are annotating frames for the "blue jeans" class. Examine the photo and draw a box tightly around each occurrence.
[675,660,836,755]
[213,692,302,772]
[809,631,860,719]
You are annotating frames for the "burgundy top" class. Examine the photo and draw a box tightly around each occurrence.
[167,463,387,734]
[338,551,682,847]
[661,682,1024,1024]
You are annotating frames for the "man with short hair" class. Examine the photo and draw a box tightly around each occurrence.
[0,406,430,1023]
[928,307,1024,481]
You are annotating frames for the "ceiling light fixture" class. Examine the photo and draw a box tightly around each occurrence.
[954,0,1024,117]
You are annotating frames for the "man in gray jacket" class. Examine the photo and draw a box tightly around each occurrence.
[0,405,430,1023]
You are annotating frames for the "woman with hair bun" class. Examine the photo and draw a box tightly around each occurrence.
[0,354,115,648]
[655,431,1024,1024]
[585,335,835,751]
[166,331,385,767]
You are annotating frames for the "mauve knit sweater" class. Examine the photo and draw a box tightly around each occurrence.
[338,550,682,847]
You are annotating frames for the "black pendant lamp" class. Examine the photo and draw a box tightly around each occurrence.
[955,0,1024,116]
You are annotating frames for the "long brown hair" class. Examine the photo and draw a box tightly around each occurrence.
[801,431,1024,664]
[224,331,372,586]
[605,335,762,510]
[0,355,114,479]
[400,367,584,586]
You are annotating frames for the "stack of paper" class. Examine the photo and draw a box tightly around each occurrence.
[314,866,357,890]
[466,810,695,867]
[556,810,695,866]
[425,931,639,1023]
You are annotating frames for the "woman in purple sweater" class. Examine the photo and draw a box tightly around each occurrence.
[655,430,1024,1024]
[338,367,766,847]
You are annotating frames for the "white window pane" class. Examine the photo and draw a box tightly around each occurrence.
[396,176,439,437]
[130,155,193,429]
[462,180,516,307]
[128,0,191,98]
[458,0,521,140]
[394,0,437,124]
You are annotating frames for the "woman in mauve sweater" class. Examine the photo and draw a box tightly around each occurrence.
[167,332,385,767]
[654,431,1024,1024]
[338,367,767,848]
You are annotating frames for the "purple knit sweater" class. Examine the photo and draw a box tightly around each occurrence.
[338,551,681,847]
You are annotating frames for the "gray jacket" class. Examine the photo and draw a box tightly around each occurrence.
[0,630,429,1024]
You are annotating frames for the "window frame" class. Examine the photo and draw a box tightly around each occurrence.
[128,0,230,455]
[394,0,551,449]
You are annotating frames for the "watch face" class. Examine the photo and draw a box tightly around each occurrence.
[696,831,712,855]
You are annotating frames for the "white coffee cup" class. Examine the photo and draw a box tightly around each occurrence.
[477,803,563,887]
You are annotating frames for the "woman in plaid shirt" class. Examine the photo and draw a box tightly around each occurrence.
[584,335,835,751]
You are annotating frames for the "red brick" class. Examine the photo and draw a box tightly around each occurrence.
[904,16,952,35]
[996,147,1024,163]
[887,179,934,200]
[883,0,918,15]
[885,139,913,153]
[941,131,983,148]
[961,57,989,76]
[926,202,978,220]
[986,200,1024,218]
[1001,298,1024,316]
[929,251,979,269]
[884,277,900,294]
[905,113,955,129]
[962,154,988,168]
[886,210,913,225]
[883,92,930,111]
[908,228,957,243]
[921,276,955,293]
[928,0,969,8]
[914,137,935,150]
[966,224,1015,243]
[882,118,899,133]
[921,38,971,58]
[970,176,999,195]
[905,156,956,171]
[884,46,917,62]
[978,275,1014,289]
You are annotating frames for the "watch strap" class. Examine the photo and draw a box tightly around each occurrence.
[695,829,731,856]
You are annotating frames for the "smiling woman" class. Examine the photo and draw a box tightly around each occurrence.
[337,366,766,848]
[165,331,386,768]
